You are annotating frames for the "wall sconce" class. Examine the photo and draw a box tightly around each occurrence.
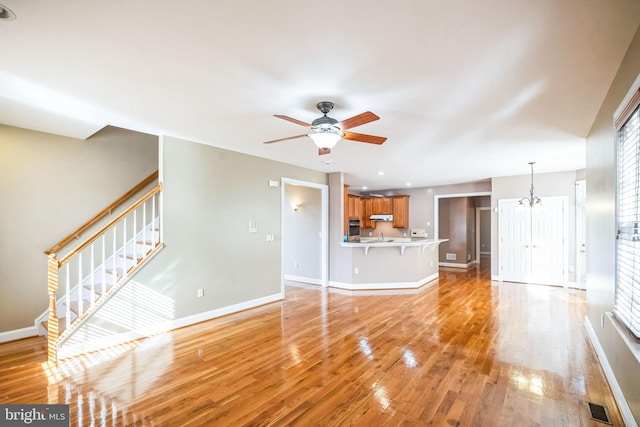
[293,203,302,212]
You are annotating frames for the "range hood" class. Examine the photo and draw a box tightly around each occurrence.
[370,214,393,221]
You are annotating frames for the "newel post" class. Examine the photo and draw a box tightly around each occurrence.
[47,253,59,365]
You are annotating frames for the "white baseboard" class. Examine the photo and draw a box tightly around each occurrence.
[58,292,284,359]
[584,315,637,427]
[284,274,324,286]
[0,326,39,343]
[439,261,475,268]
[492,275,500,281]
[329,272,439,291]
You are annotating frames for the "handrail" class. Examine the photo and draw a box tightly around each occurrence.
[57,183,162,267]
[45,170,159,255]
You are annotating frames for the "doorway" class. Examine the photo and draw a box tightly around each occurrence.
[476,207,491,263]
[281,178,329,290]
[498,197,567,286]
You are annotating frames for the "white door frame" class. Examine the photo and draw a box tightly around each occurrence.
[434,191,492,240]
[575,180,586,290]
[280,178,329,291]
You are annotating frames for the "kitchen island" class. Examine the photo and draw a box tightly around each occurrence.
[332,238,448,290]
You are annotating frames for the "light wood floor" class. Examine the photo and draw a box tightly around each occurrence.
[0,258,624,426]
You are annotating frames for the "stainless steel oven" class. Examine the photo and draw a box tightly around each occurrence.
[348,218,361,238]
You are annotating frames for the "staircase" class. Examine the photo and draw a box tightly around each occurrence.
[39,173,163,364]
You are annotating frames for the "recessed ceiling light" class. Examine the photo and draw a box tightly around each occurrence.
[378,171,384,176]
[0,4,16,20]
[406,182,412,186]
[362,186,368,190]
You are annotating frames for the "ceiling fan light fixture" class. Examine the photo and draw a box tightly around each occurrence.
[308,129,342,149]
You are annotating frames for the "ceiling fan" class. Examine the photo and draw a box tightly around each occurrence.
[264,101,387,155]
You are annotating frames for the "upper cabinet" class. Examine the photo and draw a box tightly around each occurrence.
[348,193,362,219]
[391,195,410,228]
[372,197,393,215]
[344,186,410,229]
[362,198,375,229]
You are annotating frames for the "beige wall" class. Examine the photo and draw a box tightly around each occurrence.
[0,125,158,332]
[129,136,327,319]
[585,25,640,423]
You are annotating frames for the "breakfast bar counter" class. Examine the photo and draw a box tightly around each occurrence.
[332,238,448,290]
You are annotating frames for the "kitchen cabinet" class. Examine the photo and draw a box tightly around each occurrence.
[362,198,375,229]
[392,195,410,228]
[348,194,362,219]
[372,197,393,215]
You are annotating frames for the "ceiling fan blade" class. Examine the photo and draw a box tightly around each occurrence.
[343,131,387,145]
[263,134,308,144]
[274,115,311,128]
[339,111,380,130]
[318,148,331,155]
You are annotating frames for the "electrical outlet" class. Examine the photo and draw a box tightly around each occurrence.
[197,289,204,298]
[354,267,359,274]
[294,262,298,269]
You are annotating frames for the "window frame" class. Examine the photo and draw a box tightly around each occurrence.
[615,85,640,340]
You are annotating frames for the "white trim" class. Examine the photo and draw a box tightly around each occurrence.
[492,274,500,281]
[0,326,39,343]
[284,274,324,286]
[439,261,476,268]
[158,136,165,245]
[58,292,284,359]
[585,315,638,427]
[329,272,439,291]
[614,72,640,122]
[434,191,492,240]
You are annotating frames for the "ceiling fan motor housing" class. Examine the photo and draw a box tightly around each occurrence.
[312,101,340,131]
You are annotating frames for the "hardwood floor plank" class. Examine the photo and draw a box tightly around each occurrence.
[0,258,626,426]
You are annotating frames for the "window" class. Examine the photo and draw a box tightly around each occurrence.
[615,87,640,339]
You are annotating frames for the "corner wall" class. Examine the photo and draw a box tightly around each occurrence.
[0,125,158,333]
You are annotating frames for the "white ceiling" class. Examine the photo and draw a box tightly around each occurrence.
[2,1,640,190]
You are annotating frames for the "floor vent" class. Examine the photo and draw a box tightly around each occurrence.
[587,402,612,425]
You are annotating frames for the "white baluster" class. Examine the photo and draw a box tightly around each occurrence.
[123,217,127,277]
[65,263,70,329]
[101,234,106,296]
[152,193,157,246]
[143,201,147,249]
[133,207,137,262]
[90,244,95,305]
[112,226,117,286]
[78,252,83,317]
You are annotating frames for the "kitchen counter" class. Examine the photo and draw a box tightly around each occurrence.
[341,237,446,256]
[332,238,448,290]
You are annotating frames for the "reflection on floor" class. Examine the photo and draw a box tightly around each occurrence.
[0,258,624,426]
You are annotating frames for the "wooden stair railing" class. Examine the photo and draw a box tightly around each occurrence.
[44,173,163,365]
[45,171,158,256]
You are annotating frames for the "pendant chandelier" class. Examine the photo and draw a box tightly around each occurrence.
[518,162,542,208]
